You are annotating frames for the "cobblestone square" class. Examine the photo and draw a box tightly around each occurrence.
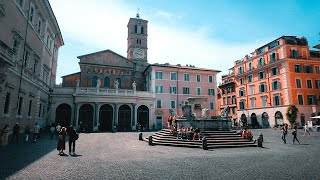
[1,129,320,180]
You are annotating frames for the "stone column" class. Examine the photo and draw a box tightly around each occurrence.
[114,103,118,128]
[94,102,99,131]
[73,103,79,127]
[132,103,136,127]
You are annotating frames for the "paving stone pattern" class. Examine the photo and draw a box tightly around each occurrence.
[0,129,320,180]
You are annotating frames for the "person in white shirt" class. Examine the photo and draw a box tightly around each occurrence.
[33,123,40,142]
[303,123,311,137]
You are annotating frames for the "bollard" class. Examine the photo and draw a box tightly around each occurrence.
[202,137,208,150]
[139,133,143,141]
[258,133,263,142]
[148,135,153,146]
[257,135,263,148]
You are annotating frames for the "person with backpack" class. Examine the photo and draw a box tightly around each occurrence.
[292,129,300,144]
[67,126,78,155]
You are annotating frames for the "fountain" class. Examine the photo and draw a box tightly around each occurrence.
[176,97,231,131]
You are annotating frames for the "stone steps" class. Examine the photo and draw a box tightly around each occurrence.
[144,129,257,149]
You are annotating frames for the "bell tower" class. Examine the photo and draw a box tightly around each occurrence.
[127,13,148,63]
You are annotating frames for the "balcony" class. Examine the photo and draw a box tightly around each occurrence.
[0,40,14,66]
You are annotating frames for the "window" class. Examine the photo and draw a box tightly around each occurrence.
[155,85,163,93]
[170,72,176,80]
[258,58,265,67]
[259,71,265,79]
[92,76,98,87]
[184,74,189,81]
[29,5,35,23]
[28,100,32,116]
[170,101,176,109]
[270,67,278,76]
[169,86,177,94]
[261,96,267,107]
[268,41,279,49]
[248,75,252,83]
[38,103,42,117]
[227,97,231,105]
[17,0,24,7]
[248,62,252,70]
[307,95,316,105]
[104,77,110,88]
[298,95,303,105]
[156,100,162,108]
[250,98,255,108]
[13,38,20,53]
[315,66,320,74]
[296,79,301,88]
[272,80,280,90]
[315,80,320,89]
[294,65,302,73]
[196,74,201,82]
[37,18,42,34]
[273,94,280,106]
[141,26,144,34]
[3,92,11,114]
[239,101,245,110]
[208,75,213,82]
[249,85,254,95]
[232,96,236,104]
[208,89,215,96]
[24,50,29,67]
[196,87,201,95]
[270,53,277,62]
[259,83,266,93]
[304,65,313,73]
[155,71,162,79]
[210,102,214,110]
[239,78,243,85]
[239,89,245,97]
[17,97,23,115]
[183,87,190,94]
[290,49,299,58]
[134,25,137,33]
[307,80,312,88]
[238,66,243,74]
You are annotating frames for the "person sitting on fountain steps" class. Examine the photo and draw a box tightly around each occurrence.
[193,128,201,140]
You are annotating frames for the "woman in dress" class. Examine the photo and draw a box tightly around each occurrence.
[57,127,67,155]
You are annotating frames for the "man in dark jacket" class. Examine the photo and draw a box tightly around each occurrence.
[67,126,78,155]
[12,123,20,143]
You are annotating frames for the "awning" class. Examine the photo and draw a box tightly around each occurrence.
[311,116,320,119]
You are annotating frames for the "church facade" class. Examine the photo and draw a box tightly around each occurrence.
[51,15,219,132]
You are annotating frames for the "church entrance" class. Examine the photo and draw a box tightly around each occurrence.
[275,111,283,126]
[99,104,113,131]
[79,104,94,132]
[137,105,149,130]
[118,105,131,131]
[262,112,270,128]
[55,103,72,127]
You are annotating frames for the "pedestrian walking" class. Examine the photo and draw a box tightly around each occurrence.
[12,123,20,144]
[292,129,300,144]
[67,126,78,155]
[0,124,9,148]
[56,123,61,138]
[33,123,40,142]
[50,125,56,140]
[281,123,288,143]
[24,125,31,142]
[57,127,67,155]
[303,123,311,137]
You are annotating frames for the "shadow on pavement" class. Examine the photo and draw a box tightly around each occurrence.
[0,133,57,179]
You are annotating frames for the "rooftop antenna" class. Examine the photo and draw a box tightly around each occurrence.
[136,8,140,18]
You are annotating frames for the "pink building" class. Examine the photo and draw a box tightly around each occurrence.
[144,64,220,128]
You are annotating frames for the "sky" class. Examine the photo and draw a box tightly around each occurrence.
[49,0,320,84]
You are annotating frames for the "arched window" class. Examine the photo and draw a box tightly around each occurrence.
[116,78,121,89]
[104,77,110,88]
[141,26,144,34]
[92,76,98,87]
[139,39,142,44]
[249,62,252,70]
[134,25,137,33]
[136,39,139,44]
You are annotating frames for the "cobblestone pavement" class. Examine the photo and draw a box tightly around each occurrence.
[1,128,320,180]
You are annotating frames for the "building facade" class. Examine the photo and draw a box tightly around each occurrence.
[144,64,219,129]
[0,0,63,131]
[52,14,220,131]
[233,36,320,128]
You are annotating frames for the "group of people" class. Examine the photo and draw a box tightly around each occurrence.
[0,123,41,148]
[281,123,300,144]
[56,125,78,156]
[169,125,201,141]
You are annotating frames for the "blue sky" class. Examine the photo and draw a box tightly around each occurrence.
[49,0,320,84]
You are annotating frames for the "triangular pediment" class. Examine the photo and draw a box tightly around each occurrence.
[78,49,135,68]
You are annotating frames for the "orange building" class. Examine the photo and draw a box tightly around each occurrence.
[233,36,320,128]
[218,68,237,124]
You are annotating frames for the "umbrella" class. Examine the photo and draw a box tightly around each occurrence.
[310,116,320,119]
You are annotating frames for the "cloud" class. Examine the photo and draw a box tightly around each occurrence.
[50,0,266,84]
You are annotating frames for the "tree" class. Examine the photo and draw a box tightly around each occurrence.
[286,105,299,126]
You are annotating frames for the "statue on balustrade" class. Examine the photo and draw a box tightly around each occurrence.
[114,80,119,89]
[132,81,136,91]
[76,79,80,87]
[96,78,101,88]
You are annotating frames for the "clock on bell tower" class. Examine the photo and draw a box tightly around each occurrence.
[127,13,148,63]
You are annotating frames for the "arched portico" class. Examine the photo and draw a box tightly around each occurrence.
[79,104,94,132]
[99,104,113,131]
[118,105,131,131]
[137,105,149,130]
[55,103,72,127]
